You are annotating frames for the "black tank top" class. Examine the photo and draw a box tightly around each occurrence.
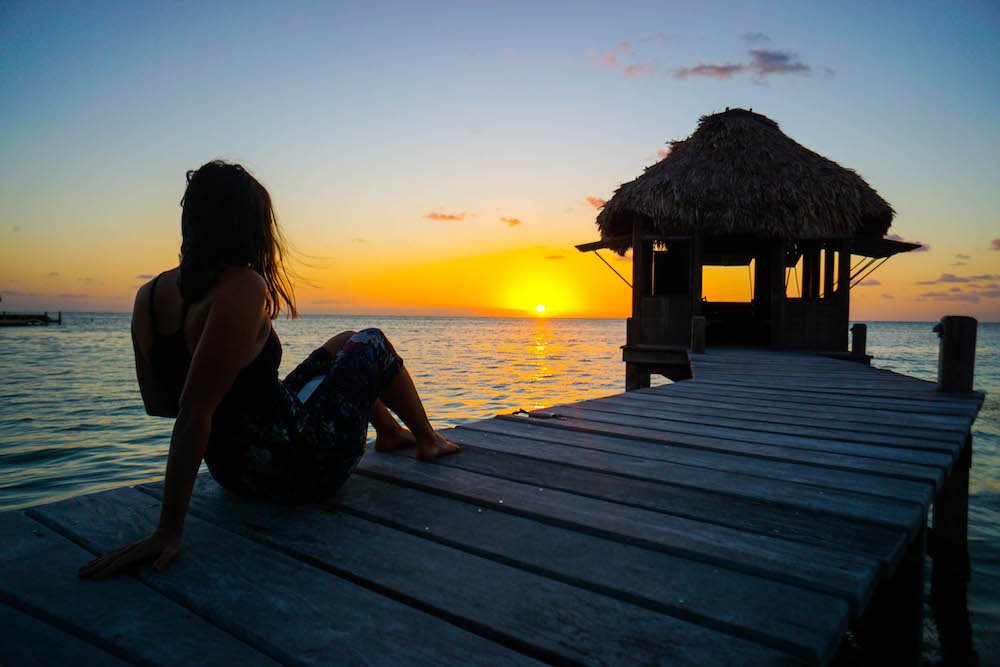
[147,273,282,419]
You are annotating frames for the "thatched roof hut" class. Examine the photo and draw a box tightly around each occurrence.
[596,108,895,253]
[579,108,918,365]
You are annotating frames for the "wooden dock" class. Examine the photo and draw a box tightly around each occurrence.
[0,348,983,666]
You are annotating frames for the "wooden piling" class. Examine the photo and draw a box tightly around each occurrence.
[936,316,977,394]
[857,527,925,666]
[691,316,706,354]
[850,323,867,359]
[930,316,978,664]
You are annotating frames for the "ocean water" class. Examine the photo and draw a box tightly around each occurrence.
[0,315,997,659]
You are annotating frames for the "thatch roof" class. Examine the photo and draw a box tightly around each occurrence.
[596,109,895,252]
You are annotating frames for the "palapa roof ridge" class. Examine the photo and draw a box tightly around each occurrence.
[596,108,896,251]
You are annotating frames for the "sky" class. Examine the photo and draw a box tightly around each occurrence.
[1,1,998,320]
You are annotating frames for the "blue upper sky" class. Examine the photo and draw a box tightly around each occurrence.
[1,1,998,318]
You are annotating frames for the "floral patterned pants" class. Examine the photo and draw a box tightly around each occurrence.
[206,328,404,502]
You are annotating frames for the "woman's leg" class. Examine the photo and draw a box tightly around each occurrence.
[378,364,460,461]
[320,331,415,451]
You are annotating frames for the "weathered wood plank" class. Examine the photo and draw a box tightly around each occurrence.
[139,479,801,667]
[0,603,131,667]
[329,474,849,665]
[29,488,534,667]
[617,388,969,436]
[668,379,982,415]
[465,418,945,489]
[536,405,961,457]
[437,436,913,562]
[564,396,962,450]
[690,369,938,392]
[451,424,934,512]
[652,379,975,420]
[0,510,276,667]
[357,454,880,610]
[496,415,951,470]
[646,381,981,417]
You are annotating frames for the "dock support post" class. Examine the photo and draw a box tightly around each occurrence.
[857,527,925,666]
[625,364,650,391]
[690,316,706,354]
[929,315,977,664]
[931,436,976,666]
[936,316,977,394]
[850,323,867,358]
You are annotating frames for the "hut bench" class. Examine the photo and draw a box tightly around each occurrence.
[0,346,983,666]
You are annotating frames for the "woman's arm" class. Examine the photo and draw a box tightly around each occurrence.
[132,282,178,418]
[80,271,268,578]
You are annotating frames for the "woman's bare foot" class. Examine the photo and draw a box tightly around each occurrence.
[374,427,417,452]
[415,431,461,462]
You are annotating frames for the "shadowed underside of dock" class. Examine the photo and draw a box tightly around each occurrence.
[0,349,984,666]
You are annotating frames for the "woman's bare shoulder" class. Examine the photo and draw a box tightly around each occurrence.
[212,266,266,294]
[133,268,179,317]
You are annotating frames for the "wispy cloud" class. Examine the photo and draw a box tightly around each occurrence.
[424,210,469,221]
[673,49,811,81]
[673,62,746,80]
[47,272,59,277]
[881,294,894,299]
[587,49,618,69]
[917,273,971,285]
[623,63,655,78]
[857,279,881,286]
[585,196,606,209]
[747,49,810,76]
[956,253,971,260]
[544,255,565,260]
[991,238,1000,251]
[918,291,979,303]
[618,41,635,58]
[500,217,522,227]
[135,274,154,280]
[917,273,999,285]
[351,237,366,244]
[741,32,771,45]
[57,293,88,299]
[656,147,672,159]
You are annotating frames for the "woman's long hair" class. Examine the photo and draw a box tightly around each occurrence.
[179,161,297,319]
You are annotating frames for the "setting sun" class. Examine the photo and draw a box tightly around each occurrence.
[536,304,546,314]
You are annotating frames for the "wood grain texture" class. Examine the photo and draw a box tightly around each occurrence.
[0,603,131,667]
[29,488,532,667]
[358,453,879,610]
[0,510,275,667]
[139,477,800,667]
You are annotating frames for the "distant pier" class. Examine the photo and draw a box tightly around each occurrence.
[0,311,61,327]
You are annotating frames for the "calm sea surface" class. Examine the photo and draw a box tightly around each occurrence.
[1,315,997,658]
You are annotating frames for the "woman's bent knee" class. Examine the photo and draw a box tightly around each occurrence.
[322,330,357,356]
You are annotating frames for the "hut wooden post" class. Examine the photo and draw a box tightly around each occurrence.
[690,234,703,317]
[929,316,977,664]
[768,241,786,347]
[690,316,706,354]
[626,222,652,390]
[823,246,835,298]
[837,242,851,351]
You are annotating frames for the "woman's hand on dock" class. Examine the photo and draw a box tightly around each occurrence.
[78,528,182,579]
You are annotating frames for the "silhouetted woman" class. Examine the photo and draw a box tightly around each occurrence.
[80,161,458,578]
